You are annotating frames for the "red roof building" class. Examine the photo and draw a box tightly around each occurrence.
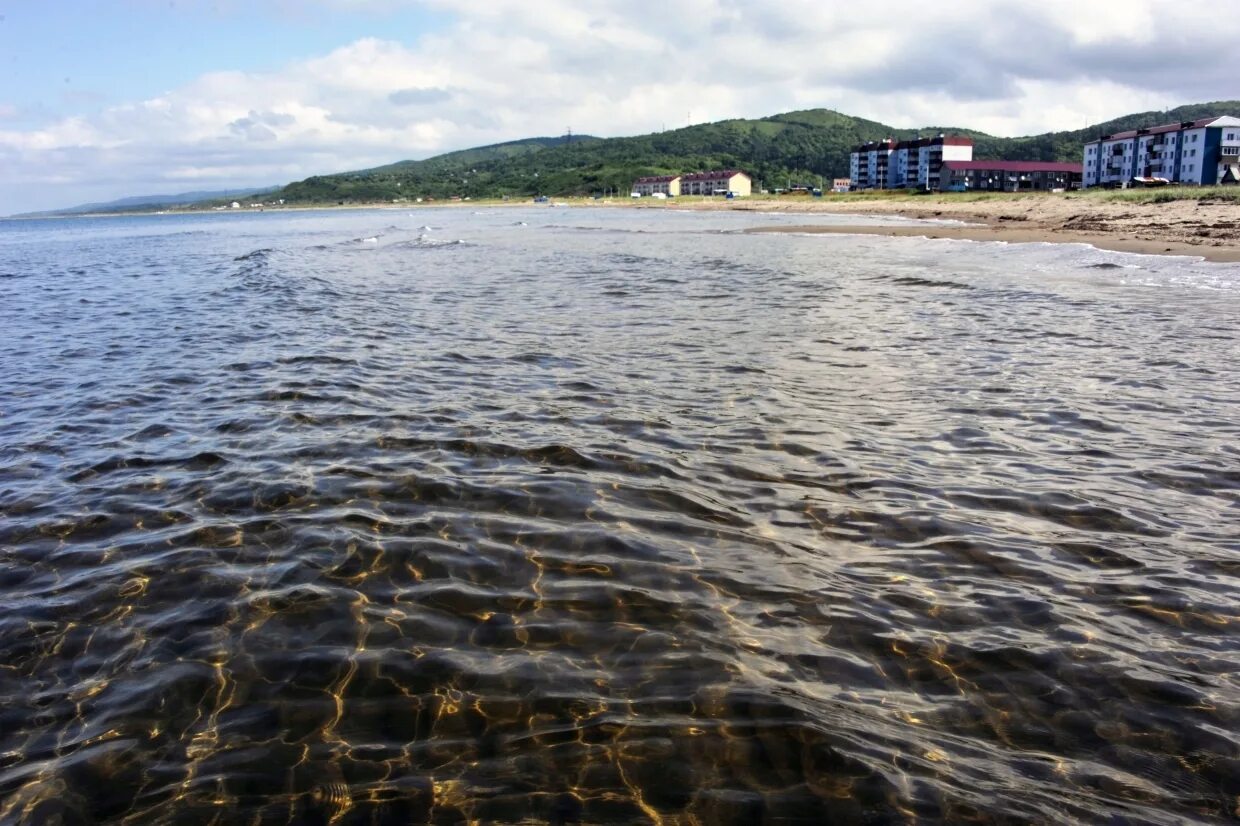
[631,175,681,196]
[942,160,1083,191]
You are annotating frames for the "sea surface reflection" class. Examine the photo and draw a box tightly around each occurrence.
[1,207,1237,824]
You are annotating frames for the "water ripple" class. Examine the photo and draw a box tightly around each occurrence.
[0,209,1237,824]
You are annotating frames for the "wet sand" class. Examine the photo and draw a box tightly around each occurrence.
[697,196,1240,263]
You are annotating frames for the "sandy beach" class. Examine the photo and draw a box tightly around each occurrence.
[687,194,1240,262]
[78,191,1240,262]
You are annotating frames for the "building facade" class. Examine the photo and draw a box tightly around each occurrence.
[1082,116,1240,188]
[632,175,681,196]
[631,171,751,197]
[849,136,973,190]
[941,161,1082,192]
[677,170,752,196]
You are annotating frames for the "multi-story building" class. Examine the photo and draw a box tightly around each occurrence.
[850,139,891,190]
[1083,116,1240,188]
[632,175,680,197]
[849,135,973,190]
[941,161,1083,192]
[677,170,752,197]
[631,170,751,197]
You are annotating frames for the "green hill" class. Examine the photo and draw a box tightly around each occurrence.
[270,101,1240,203]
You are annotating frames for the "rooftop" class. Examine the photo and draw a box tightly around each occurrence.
[680,170,748,181]
[1090,116,1240,143]
[943,160,1083,174]
[853,135,973,152]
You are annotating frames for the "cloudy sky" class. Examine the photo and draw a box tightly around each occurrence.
[1,0,1235,213]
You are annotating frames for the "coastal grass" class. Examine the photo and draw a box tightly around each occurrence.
[1084,185,1240,205]
[797,186,1240,206]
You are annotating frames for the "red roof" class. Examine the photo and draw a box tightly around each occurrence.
[680,169,748,181]
[634,175,680,184]
[944,160,1082,173]
[857,135,973,152]
[1094,117,1227,143]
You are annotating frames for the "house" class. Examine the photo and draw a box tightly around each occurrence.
[632,175,681,197]
[677,170,752,196]
[831,178,851,193]
[850,135,973,190]
[1082,116,1240,188]
[941,161,1083,192]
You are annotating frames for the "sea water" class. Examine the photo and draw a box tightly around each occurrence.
[1,207,1237,824]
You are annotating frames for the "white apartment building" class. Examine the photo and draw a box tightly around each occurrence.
[1082,116,1240,188]
[849,135,974,190]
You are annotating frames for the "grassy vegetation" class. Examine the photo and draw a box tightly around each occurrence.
[812,186,1240,206]
[1081,185,1240,204]
[755,186,1240,207]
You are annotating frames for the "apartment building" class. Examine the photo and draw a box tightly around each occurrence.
[631,170,751,197]
[632,175,681,196]
[677,170,752,196]
[849,135,973,190]
[1082,116,1240,188]
[941,161,1083,192]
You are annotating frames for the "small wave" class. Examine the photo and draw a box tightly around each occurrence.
[888,275,973,290]
[387,237,469,250]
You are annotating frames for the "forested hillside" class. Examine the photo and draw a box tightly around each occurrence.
[270,102,1240,203]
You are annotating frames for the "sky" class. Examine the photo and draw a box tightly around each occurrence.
[1,0,1236,213]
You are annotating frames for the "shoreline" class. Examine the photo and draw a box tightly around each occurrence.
[12,193,1239,263]
[677,196,1240,264]
[743,222,1240,263]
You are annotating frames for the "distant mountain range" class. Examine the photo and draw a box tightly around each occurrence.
[19,101,1240,215]
[10,187,278,218]
[269,101,1240,203]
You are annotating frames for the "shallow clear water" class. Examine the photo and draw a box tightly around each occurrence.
[1,207,1237,824]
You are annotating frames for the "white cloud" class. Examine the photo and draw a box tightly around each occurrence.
[2,0,1237,212]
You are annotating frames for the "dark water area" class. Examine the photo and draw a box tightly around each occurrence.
[1,207,1237,824]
